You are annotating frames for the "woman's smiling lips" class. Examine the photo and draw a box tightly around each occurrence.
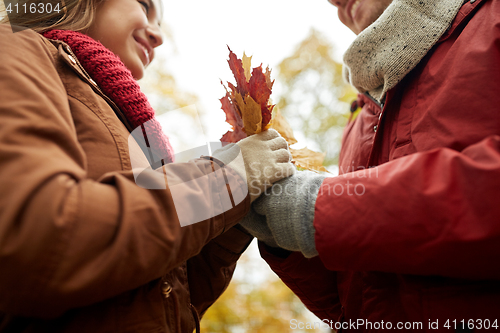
[134,36,152,66]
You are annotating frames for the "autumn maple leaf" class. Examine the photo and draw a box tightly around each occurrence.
[220,47,275,143]
[248,66,273,128]
[219,48,328,173]
[227,48,249,97]
[219,90,246,143]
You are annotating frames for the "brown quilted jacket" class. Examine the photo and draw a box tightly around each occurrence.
[0,24,252,333]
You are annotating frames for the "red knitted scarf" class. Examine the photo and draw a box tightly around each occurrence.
[42,29,174,165]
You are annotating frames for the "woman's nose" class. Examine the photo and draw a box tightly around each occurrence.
[147,25,164,48]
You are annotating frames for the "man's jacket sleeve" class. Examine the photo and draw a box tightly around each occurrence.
[314,135,500,280]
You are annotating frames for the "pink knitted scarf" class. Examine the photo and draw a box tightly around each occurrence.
[42,29,175,165]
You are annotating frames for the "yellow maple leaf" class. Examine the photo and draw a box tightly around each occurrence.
[242,52,252,83]
[234,92,262,135]
[290,147,328,173]
[270,107,297,146]
[264,66,273,90]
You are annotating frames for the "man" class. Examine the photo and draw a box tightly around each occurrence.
[242,0,500,330]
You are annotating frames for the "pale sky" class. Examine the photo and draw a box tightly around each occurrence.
[158,0,357,144]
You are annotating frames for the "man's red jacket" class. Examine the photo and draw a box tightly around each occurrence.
[261,0,500,331]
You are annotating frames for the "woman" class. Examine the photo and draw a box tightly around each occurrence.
[0,0,294,331]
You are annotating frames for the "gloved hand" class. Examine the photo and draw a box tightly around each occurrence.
[240,171,326,258]
[239,209,278,248]
[212,129,296,202]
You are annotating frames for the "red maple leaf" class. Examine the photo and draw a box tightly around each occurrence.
[249,65,273,127]
[220,48,276,142]
[220,90,243,130]
[227,47,249,97]
[220,89,246,144]
[221,127,247,144]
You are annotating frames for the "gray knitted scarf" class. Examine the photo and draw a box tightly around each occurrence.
[343,0,465,102]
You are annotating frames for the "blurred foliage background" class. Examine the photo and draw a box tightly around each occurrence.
[275,29,357,169]
[199,245,318,333]
[141,28,356,333]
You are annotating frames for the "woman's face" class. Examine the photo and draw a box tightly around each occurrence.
[86,0,163,80]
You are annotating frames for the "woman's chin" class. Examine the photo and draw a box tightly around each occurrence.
[128,64,144,80]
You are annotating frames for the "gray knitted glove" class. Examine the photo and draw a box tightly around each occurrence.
[239,209,279,248]
[242,171,326,258]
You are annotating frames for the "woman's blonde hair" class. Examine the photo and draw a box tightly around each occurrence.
[0,0,103,33]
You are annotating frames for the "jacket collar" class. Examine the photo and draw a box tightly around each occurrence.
[46,38,134,132]
[439,0,485,42]
[343,0,465,103]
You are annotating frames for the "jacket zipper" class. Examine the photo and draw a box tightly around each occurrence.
[53,40,135,133]
[363,92,385,167]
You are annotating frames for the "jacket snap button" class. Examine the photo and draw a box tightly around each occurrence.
[373,125,378,133]
[350,100,358,113]
[68,54,76,65]
[162,281,172,298]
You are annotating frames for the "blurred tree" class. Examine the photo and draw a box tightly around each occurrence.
[200,242,331,333]
[139,26,206,154]
[275,28,357,169]
[140,52,200,114]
